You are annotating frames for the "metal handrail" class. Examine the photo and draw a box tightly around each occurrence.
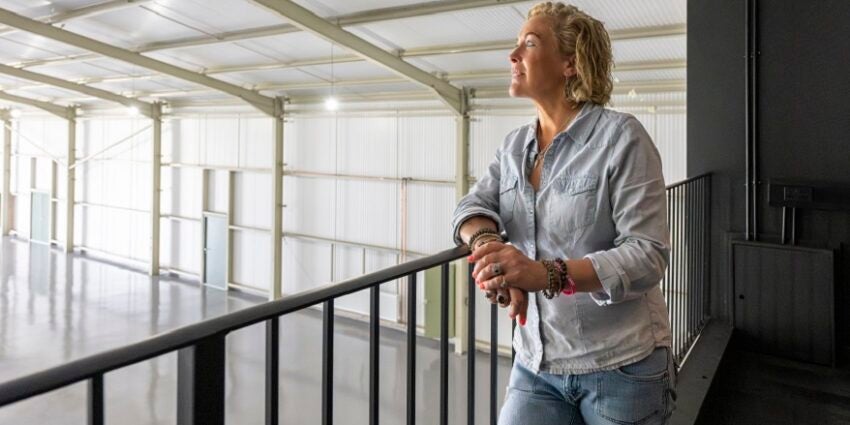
[0,245,469,407]
[666,173,711,190]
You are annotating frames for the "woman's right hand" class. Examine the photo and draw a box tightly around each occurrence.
[472,242,529,326]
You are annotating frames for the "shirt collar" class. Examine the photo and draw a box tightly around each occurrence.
[522,102,603,152]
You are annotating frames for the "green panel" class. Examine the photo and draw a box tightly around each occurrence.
[203,215,228,290]
[424,263,455,339]
[30,192,49,243]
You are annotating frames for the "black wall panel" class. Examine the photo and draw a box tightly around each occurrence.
[688,0,850,362]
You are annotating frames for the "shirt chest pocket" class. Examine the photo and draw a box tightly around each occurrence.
[548,174,599,233]
[499,174,519,226]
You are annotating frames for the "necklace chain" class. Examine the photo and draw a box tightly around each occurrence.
[534,108,577,169]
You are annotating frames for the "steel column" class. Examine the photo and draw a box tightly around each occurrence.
[149,103,161,275]
[270,98,284,299]
[455,90,470,354]
[64,107,76,252]
[1,112,11,235]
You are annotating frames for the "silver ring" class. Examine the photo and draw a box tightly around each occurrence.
[499,276,509,289]
[491,262,502,276]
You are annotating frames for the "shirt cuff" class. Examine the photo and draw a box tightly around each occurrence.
[584,251,628,306]
[451,208,503,246]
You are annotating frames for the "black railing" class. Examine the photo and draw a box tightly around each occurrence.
[665,173,712,364]
[0,174,711,425]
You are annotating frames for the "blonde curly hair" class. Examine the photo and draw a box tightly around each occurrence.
[527,2,614,105]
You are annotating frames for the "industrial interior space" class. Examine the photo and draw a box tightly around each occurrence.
[0,0,847,424]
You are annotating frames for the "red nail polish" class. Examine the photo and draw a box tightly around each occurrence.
[467,255,475,263]
[520,317,527,327]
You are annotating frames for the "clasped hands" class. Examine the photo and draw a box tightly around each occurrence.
[469,241,548,327]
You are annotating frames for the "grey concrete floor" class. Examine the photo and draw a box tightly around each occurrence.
[0,238,512,425]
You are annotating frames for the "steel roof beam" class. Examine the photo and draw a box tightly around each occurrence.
[0,63,152,117]
[0,7,275,116]
[0,0,152,36]
[252,0,464,114]
[0,90,69,119]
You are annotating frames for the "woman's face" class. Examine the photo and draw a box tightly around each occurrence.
[509,16,576,100]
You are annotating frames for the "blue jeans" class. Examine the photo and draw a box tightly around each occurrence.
[499,347,677,425]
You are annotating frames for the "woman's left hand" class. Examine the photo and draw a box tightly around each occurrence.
[471,242,548,294]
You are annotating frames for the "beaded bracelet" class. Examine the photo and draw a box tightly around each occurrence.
[554,258,577,295]
[472,234,503,250]
[540,260,562,299]
[467,228,501,252]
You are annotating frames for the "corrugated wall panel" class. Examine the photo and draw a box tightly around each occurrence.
[201,119,239,167]
[405,182,454,254]
[232,230,271,291]
[284,117,336,173]
[656,113,687,183]
[334,179,398,249]
[470,114,532,179]
[168,118,202,164]
[233,171,271,228]
[13,192,29,236]
[398,115,456,180]
[206,170,228,214]
[238,117,273,169]
[160,218,201,274]
[282,175,335,239]
[282,237,333,295]
[161,167,202,219]
[336,116,398,177]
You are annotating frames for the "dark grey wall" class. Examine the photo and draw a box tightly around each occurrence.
[688,0,850,361]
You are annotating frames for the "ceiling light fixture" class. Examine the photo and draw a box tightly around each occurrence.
[325,43,339,112]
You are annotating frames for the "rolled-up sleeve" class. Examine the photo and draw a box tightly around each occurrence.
[451,147,504,246]
[586,116,670,305]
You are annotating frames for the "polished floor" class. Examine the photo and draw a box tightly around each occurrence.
[0,238,512,425]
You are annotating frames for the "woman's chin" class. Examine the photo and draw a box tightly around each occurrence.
[508,84,525,98]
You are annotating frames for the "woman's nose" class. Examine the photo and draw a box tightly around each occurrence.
[509,49,519,64]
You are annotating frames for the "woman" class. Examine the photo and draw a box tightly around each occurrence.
[451,2,676,424]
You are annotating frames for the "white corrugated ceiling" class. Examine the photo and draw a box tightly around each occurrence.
[0,0,686,112]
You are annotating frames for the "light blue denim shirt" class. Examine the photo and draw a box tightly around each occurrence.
[452,102,672,374]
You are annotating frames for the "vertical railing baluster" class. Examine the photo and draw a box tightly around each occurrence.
[440,263,449,425]
[685,182,697,344]
[700,179,706,327]
[467,263,475,425]
[490,304,497,425]
[679,185,688,356]
[88,374,103,425]
[369,285,381,425]
[322,299,334,425]
[669,186,677,359]
[703,175,712,320]
[266,317,279,425]
[676,185,682,360]
[663,186,673,304]
[370,286,380,425]
[177,335,226,425]
[407,274,417,425]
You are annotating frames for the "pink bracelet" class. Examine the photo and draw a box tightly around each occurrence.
[561,275,577,295]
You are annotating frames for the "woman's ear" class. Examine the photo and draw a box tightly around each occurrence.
[562,55,577,79]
